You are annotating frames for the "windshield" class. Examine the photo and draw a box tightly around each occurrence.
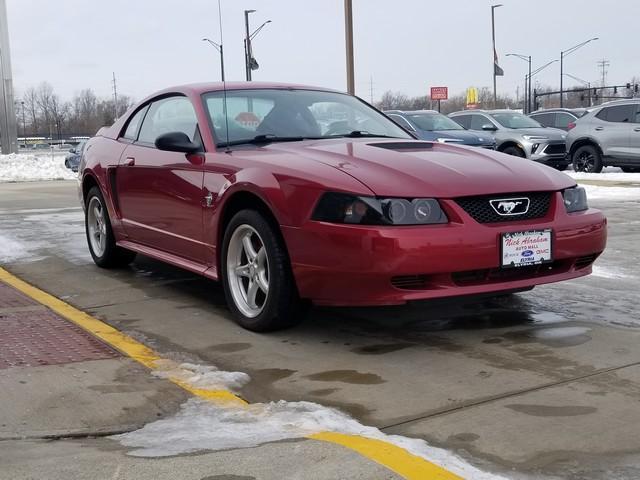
[203,89,412,146]
[407,113,464,131]
[490,112,543,129]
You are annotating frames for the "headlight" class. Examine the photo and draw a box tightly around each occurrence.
[312,192,448,225]
[563,186,588,213]
[522,135,548,141]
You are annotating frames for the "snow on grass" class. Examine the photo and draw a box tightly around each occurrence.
[0,153,76,182]
[114,361,507,480]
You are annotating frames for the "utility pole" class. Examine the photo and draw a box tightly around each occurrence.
[491,4,503,108]
[597,59,610,88]
[0,0,18,154]
[369,76,373,104]
[112,72,118,119]
[344,0,355,95]
[244,10,255,81]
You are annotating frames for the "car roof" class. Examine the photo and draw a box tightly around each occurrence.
[596,98,640,107]
[449,109,515,115]
[529,108,586,115]
[145,82,344,99]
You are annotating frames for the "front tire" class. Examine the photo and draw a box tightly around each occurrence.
[502,146,526,158]
[572,145,603,173]
[85,186,136,268]
[221,209,304,332]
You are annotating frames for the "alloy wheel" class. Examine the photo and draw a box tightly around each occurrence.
[87,196,107,257]
[226,224,270,318]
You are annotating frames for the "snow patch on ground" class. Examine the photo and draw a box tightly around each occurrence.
[0,234,35,263]
[152,360,251,391]
[0,153,76,182]
[114,397,507,479]
[591,265,633,279]
[566,168,640,183]
[580,183,640,200]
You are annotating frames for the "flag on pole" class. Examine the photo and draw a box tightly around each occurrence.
[494,48,504,76]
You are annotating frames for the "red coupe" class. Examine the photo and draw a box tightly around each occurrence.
[79,83,607,331]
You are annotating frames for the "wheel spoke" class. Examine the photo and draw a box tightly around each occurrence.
[256,246,266,268]
[242,234,258,261]
[256,271,269,294]
[246,280,259,308]
[235,264,251,277]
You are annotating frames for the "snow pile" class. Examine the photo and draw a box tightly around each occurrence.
[116,360,507,479]
[114,398,506,479]
[580,183,640,201]
[0,153,76,182]
[566,167,640,183]
[152,360,251,391]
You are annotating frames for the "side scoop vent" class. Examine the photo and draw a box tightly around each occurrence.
[369,142,434,151]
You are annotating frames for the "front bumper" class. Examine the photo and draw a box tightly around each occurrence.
[282,192,606,306]
[529,141,568,166]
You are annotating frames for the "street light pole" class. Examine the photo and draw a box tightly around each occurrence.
[526,60,559,110]
[560,37,599,107]
[202,38,225,81]
[491,4,502,107]
[506,53,531,112]
[344,0,355,95]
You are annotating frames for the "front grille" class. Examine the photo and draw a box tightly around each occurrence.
[543,143,566,155]
[455,192,552,224]
[452,261,566,286]
[391,275,429,290]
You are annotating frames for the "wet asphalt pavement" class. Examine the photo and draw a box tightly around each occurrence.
[1,180,639,479]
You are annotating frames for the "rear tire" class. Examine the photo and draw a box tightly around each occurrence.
[502,146,526,158]
[85,186,136,268]
[572,145,603,173]
[221,209,304,332]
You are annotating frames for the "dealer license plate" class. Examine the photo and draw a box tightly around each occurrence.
[501,229,552,268]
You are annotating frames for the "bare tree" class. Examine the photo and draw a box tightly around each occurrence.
[23,87,39,135]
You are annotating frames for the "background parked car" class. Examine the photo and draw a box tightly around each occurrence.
[384,110,496,148]
[65,141,86,172]
[528,108,588,131]
[566,99,640,173]
[449,109,569,170]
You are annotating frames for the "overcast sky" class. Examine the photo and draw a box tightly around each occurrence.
[5,0,638,104]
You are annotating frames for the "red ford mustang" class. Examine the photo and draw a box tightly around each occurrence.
[79,82,607,331]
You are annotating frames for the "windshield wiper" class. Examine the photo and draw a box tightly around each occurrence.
[326,130,397,139]
[217,134,314,148]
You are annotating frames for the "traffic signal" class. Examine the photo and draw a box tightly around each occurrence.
[636,84,639,93]
[614,86,618,94]
[627,83,632,89]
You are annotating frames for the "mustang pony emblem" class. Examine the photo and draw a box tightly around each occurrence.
[489,197,530,216]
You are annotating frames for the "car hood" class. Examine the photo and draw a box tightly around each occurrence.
[269,138,575,198]
[428,129,494,145]
[501,127,567,140]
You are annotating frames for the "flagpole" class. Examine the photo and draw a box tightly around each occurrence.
[491,4,502,108]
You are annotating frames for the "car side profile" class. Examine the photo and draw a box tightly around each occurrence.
[449,109,569,170]
[528,108,588,131]
[384,110,496,148]
[79,83,607,331]
[566,99,640,172]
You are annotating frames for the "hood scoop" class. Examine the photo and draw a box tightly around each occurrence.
[369,141,433,152]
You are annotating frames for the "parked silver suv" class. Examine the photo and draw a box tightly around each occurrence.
[566,99,640,173]
[449,109,569,170]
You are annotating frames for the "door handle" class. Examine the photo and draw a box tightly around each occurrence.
[594,127,604,131]
[634,127,640,132]
[124,157,135,166]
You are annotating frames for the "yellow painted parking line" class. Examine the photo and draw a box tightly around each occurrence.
[0,266,463,480]
[311,432,462,480]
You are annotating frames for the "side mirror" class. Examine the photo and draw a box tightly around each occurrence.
[155,132,200,154]
[481,124,497,131]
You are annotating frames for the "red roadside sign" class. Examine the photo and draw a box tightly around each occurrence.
[430,87,448,101]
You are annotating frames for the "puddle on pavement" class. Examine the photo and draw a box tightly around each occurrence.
[249,368,297,384]
[307,388,340,396]
[350,343,414,355]
[304,369,385,385]
[209,343,253,353]
[505,404,597,417]
[501,327,592,348]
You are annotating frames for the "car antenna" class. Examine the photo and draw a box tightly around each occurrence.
[217,0,231,154]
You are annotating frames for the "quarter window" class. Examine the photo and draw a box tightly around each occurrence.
[122,106,148,141]
[555,113,574,129]
[138,96,199,145]
[530,113,555,128]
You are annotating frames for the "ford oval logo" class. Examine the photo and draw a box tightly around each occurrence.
[522,250,534,257]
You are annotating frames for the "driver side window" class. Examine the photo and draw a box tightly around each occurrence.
[138,96,199,146]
